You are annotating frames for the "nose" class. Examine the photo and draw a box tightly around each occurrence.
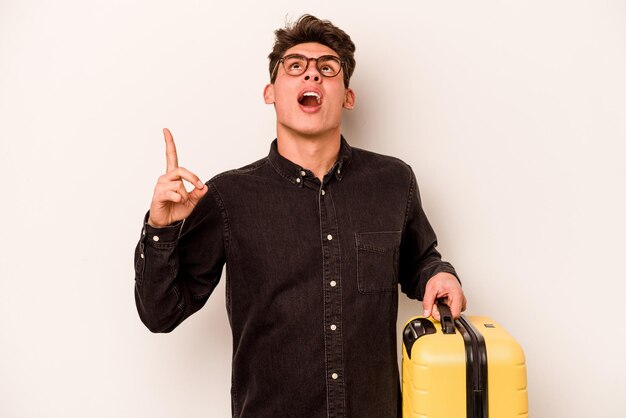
[303,58,322,82]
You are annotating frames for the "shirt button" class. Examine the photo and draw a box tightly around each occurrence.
[321,189,326,195]
[140,253,144,259]
[337,169,341,174]
[300,170,306,176]
[331,373,338,380]
[330,324,337,331]
[296,178,301,183]
[330,280,337,287]
[327,234,333,241]
[142,229,146,236]
[152,235,160,242]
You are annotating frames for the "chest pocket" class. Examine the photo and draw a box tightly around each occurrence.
[355,231,402,294]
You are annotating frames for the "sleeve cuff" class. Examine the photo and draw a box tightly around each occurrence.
[142,211,185,245]
[416,262,461,300]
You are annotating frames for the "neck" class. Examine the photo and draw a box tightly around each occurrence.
[276,128,341,181]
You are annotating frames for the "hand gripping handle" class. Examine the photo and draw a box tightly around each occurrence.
[436,298,456,334]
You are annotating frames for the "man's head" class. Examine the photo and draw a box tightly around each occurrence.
[264,15,356,140]
[268,15,356,88]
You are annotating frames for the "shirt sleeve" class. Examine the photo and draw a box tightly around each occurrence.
[398,168,460,300]
[133,182,227,332]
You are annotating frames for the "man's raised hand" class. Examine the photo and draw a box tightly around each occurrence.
[148,128,208,228]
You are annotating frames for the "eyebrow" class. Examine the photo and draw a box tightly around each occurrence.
[282,53,341,60]
[282,53,307,59]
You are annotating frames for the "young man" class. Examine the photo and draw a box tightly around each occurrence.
[135,14,466,418]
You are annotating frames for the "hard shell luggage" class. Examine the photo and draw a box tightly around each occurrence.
[401,303,528,418]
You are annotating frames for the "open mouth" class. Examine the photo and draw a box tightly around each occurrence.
[298,91,322,107]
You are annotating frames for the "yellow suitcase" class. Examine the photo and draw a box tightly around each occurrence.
[401,304,528,418]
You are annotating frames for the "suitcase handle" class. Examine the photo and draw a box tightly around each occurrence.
[437,299,456,334]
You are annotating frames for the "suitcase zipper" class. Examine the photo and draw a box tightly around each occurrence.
[458,316,489,418]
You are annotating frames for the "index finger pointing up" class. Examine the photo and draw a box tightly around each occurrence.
[163,128,179,172]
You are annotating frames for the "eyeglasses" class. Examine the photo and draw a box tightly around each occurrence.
[271,54,344,80]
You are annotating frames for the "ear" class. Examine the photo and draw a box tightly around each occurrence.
[343,88,355,110]
[263,84,275,104]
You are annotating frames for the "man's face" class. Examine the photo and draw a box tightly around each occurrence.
[264,42,355,139]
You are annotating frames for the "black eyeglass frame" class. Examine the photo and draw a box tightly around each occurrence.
[271,53,345,81]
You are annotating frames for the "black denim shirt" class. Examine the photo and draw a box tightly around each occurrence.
[134,137,458,418]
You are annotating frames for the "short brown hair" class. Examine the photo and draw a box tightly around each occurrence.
[268,14,356,87]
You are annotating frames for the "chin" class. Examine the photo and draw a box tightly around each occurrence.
[280,122,326,137]
[299,126,337,138]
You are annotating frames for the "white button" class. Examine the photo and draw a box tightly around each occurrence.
[152,235,160,242]
[330,324,337,331]
[330,281,337,287]
[142,229,146,236]
[327,234,333,241]
[140,253,144,259]
[321,189,326,195]
[296,178,301,183]
[300,170,306,176]
[337,169,341,174]
[331,373,338,380]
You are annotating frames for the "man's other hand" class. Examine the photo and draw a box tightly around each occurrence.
[422,272,467,321]
[148,128,208,228]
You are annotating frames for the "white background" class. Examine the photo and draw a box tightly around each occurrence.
[1,1,625,417]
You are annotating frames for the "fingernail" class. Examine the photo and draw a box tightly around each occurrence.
[423,310,430,318]
[197,180,205,188]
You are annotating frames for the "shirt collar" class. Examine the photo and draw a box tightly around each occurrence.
[267,136,353,186]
